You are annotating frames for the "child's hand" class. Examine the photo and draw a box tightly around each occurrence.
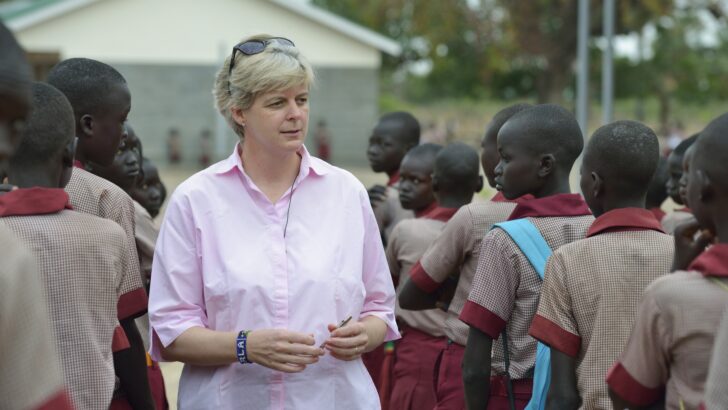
[368,185,388,207]
[323,322,368,361]
[673,217,715,271]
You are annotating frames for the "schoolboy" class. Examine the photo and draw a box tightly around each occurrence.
[2,82,130,409]
[704,307,728,409]
[0,22,73,410]
[363,111,420,390]
[528,121,674,409]
[459,104,594,409]
[47,58,154,409]
[662,134,698,234]
[399,103,531,410]
[90,123,168,409]
[646,156,669,221]
[607,113,728,409]
[386,142,482,409]
[367,111,420,244]
[131,157,165,219]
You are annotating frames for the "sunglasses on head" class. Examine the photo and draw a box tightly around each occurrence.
[227,37,295,95]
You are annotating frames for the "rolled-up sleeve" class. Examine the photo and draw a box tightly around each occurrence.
[148,190,207,361]
[358,189,400,342]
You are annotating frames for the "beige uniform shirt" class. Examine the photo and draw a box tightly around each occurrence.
[705,306,728,410]
[133,200,159,351]
[530,208,673,409]
[607,244,728,410]
[0,188,129,410]
[460,193,593,379]
[372,182,414,245]
[386,216,448,336]
[0,225,71,410]
[661,209,693,235]
[411,197,518,345]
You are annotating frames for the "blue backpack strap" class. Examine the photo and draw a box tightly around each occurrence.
[491,218,552,410]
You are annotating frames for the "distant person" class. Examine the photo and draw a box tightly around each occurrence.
[0,20,73,410]
[130,157,165,219]
[314,119,332,162]
[199,128,213,168]
[646,156,670,222]
[607,113,728,410]
[166,128,182,164]
[663,133,699,234]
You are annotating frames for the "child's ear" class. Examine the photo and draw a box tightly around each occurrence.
[537,154,555,178]
[591,172,603,198]
[475,175,484,193]
[80,114,93,137]
[697,170,714,202]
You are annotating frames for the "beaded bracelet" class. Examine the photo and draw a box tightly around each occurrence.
[236,330,252,364]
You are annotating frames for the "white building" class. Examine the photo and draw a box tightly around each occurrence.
[2,0,400,165]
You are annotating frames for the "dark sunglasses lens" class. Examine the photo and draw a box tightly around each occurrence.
[239,41,266,55]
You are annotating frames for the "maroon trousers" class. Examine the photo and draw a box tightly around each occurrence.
[109,361,169,410]
[389,327,445,410]
[487,376,533,410]
[434,341,466,410]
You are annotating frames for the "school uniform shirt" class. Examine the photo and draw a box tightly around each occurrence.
[459,193,593,379]
[148,144,399,410]
[704,305,728,410]
[0,224,73,410]
[529,208,673,409]
[607,244,728,410]
[133,200,159,351]
[409,192,518,346]
[66,166,147,320]
[386,206,459,336]
[661,208,693,235]
[372,171,414,244]
[0,188,131,410]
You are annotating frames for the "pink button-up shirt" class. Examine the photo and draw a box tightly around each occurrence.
[148,145,399,409]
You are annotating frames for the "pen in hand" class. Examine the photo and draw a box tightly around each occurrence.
[320,316,352,348]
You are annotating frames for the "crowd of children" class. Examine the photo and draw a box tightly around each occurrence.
[3,19,728,410]
[364,107,728,409]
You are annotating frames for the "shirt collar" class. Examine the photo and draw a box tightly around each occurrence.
[492,191,535,203]
[0,187,73,217]
[73,160,85,170]
[414,201,439,219]
[688,244,728,278]
[586,207,665,238]
[422,206,459,222]
[213,143,329,179]
[387,171,400,187]
[507,193,592,221]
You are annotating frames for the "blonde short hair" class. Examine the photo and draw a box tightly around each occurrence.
[213,34,315,138]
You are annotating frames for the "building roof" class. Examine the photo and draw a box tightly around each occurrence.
[0,0,401,56]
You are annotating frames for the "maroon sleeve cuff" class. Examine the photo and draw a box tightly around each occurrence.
[409,261,442,293]
[606,362,664,407]
[117,287,148,320]
[35,390,74,410]
[459,300,507,339]
[112,325,131,352]
[528,315,581,358]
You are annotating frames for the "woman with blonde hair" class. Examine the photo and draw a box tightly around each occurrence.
[148,35,399,409]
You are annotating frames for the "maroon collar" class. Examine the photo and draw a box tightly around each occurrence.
[587,208,665,237]
[492,191,535,203]
[415,201,439,219]
[676,207,691,213]
[387,171,400,187]
[507,193,591,221]
[73,160,85,170]
[688,244,728,278]
[422,206,459,222]
[649,207,666,222]
[0,187,73,217]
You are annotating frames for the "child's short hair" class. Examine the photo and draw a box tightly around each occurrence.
[673,133,700,156]
[504,104,584,169]
[646,156,669,207]
[0,21,31,94]
[434,142,479,186]
[488,103,532,136]
[213,35,314,139]
[11,82,75,166]
[46,58,127,119]
[404,143,443,163]
[693,113,728,189]
[379,111,421,146]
